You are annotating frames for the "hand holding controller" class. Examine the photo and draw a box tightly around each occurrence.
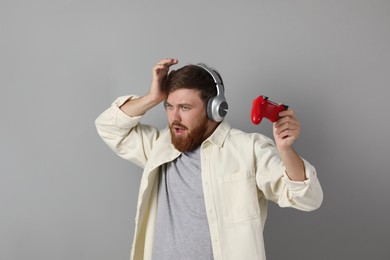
[251,96,289,125]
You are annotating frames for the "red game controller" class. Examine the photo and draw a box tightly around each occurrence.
[251,95,289,125]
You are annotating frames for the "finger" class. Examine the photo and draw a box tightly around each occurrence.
[274,123,299,139]
[153,65,170,77]
[275,123,297,136]
[156,58,178,67]
[276,112,300,128]
[274,119,300,133]
[275,116,299,130]
[278,109,295,118]
[277,128,291,139]
[154,59,178,75]
[154,64,169,73]
[279,131,297,142]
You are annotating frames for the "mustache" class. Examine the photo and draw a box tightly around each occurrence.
[170,121,188,130]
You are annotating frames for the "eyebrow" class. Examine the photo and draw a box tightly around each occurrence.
[165,101,193,107]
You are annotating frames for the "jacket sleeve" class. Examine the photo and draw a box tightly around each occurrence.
[255,136,323,211]
[95,95,161,169]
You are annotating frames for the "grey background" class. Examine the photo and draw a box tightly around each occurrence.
[1,0,389,259]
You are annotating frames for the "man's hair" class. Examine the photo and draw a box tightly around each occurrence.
[165,64,221,105]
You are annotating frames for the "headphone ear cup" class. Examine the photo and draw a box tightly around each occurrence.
[206,97,215,121]
[207,95,228,122]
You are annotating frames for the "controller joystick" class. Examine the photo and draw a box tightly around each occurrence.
[251,95,289,125]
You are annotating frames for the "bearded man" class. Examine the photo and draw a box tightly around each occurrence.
[95,58,323,260]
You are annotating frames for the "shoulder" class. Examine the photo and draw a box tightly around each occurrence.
[228,127,274,145]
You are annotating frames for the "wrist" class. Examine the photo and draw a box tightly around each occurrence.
[143,93,164,107]
[276,144,294,155]
[146,89,166,104]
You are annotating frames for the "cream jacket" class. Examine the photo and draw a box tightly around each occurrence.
[95,95,323,260]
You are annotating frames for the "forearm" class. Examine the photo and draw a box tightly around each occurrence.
[279,147,306,181]
[95,96,158,167]
[120,94,162,117]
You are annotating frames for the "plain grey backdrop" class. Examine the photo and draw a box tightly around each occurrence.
[1,0,389,259]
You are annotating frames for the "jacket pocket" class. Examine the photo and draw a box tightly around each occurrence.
[217,171,260,223]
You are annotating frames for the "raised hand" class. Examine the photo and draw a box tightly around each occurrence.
[149,58,178,103]
[273,110,301,151]
[119,58,178,117]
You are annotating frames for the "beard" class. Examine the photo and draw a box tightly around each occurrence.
[170,116,209,152]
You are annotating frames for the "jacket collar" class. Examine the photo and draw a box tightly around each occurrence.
[204,120,231,148]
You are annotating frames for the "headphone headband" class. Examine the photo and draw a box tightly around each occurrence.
[194,63,225,96]
[194,63,228,122]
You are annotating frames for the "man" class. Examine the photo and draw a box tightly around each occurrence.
[95,58,323,260]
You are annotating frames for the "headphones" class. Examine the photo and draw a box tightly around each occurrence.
[195,63,228,122]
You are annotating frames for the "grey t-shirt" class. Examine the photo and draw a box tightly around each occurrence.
[151,146,213,260]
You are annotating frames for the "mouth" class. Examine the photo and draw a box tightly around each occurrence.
[172,124,187,136]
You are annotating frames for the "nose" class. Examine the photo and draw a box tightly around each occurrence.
[169,107,181,122]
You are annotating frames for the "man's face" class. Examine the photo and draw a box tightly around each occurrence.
[165,88,215,152]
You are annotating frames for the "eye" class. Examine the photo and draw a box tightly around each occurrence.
[181,106,190,111]
[165,103,173,110]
